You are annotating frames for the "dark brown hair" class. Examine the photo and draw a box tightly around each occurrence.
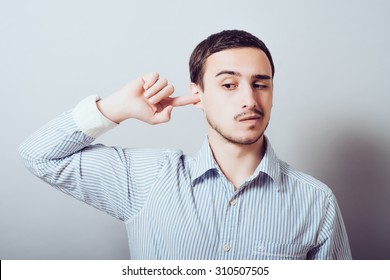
[189,30,275,89]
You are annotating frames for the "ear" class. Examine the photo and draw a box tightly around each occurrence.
[190,82,203,109]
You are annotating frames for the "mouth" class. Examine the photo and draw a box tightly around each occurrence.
[235,109,264,122]
[238,114,262,121]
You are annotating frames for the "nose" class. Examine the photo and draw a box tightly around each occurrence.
[240,84,257,109]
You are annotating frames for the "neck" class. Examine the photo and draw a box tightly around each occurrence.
[208,132,266,189]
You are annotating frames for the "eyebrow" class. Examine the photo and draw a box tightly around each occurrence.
[215,70,272,80]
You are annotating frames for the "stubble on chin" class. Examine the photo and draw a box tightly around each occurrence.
[206,114,269,146]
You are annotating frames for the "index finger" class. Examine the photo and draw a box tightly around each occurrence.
[168,95,200,107]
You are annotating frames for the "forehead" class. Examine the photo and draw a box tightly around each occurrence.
[204,47,272,78]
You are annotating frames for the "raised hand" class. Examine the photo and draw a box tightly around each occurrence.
[97,73,200,124]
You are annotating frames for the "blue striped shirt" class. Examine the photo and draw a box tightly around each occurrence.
[20,95,352,260]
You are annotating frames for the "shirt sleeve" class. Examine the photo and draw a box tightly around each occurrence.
[19,95,169,221]
[307,193,353,259]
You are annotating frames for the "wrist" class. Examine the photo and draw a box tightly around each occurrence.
[96,96,127,124]
[72,95,118,138]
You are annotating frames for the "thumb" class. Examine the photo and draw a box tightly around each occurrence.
[153,105,173,124]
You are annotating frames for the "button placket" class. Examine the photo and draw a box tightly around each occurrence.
[219,179,238,259]
[230,198,237,206]
[223,243,231,252]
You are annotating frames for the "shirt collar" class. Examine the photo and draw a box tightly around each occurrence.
[252,136,281,191]
[190,136,281,190]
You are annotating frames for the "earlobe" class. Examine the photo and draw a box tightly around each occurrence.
[190,83,203,109]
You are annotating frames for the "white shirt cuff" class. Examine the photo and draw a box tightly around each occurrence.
[72,95,118,138]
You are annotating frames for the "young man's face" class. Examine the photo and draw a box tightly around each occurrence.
[193,47,273,145]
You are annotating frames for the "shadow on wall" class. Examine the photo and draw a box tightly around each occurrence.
[315,125,390,260]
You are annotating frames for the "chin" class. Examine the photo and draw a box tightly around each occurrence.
[225,133,264,146]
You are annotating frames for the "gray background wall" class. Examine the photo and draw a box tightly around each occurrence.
[1,0,389,259]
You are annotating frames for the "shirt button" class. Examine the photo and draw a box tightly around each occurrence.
[230,198,237,206]
[223,244,231,252]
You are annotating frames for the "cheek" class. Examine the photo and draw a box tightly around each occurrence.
[259,94,273,109]
[203,96,231,120]
[201,91,219,111]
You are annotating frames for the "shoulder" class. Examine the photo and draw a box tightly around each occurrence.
[278,160,333,197]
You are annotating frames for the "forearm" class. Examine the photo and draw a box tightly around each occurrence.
[19,73,196,220]
[18,95,140,219]
[20,71,197,172]
[19,95,117,181]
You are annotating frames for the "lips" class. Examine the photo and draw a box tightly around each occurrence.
[237,114,263,122]
[236,113,263,122]
[234,109,264,122]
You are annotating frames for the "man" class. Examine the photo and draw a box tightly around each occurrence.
[20,30,352,259]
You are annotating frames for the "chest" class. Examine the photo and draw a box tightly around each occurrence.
[125,172,323,259]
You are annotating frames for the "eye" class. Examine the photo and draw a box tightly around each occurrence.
[253,83,268,89]
[222,83,238,90]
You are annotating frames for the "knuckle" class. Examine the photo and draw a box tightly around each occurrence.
[149,72,159,79]
[167,84,175,92]
[159,78,168,86]
[143,72,159,84]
